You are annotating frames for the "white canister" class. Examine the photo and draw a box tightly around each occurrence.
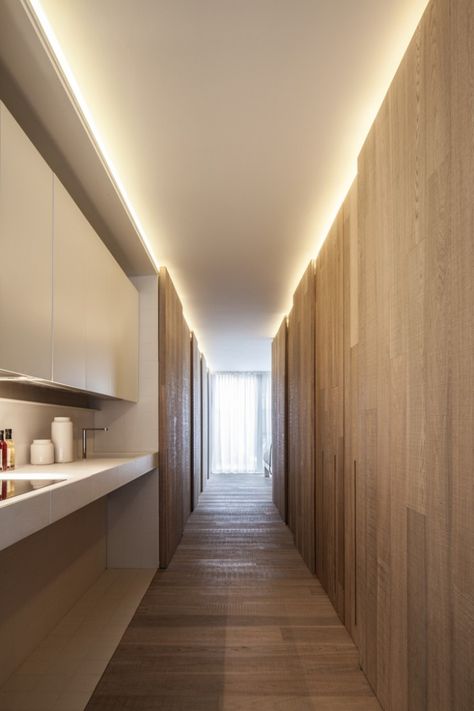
[30,439,55,465]
[51,417,74,463]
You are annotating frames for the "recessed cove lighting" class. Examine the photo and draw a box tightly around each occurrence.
[24,0,160,271]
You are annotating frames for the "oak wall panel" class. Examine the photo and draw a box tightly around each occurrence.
[343,180,358,643]
[449,2,474,704]
[201,355,209,490]
[271,317,287,522]
[286,308,296,536]
[158,267,191,568]
[287,263,316,572]
[315,206,344,620]
[191,333,201,510]
[357,0,473,708]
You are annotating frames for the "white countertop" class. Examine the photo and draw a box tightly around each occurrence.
[0,452,158,552]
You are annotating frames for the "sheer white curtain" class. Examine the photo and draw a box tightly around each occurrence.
[211,372,271,474]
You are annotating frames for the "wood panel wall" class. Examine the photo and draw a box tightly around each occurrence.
[315,207,345,621]
[273,194,358,628]
[287,263,316,572]
[357,0,473,708]
[342,180,358,643]
[191,333,201,510]
[201,354,209,490]
[271,1,472,709]
[158,267,191,568]
[271,317,287,522]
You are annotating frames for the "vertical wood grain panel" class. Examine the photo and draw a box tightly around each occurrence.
[449,2,474,705]
[423,4,452,706]
[315,209,345,620]
[271,317,288,522]
[201,354,209,490]
[287,263,316,573]
[287,307,296,536]
[388,30,417,709]
[407,508,427,711]
[158,267,191,568]
[374,93,392,711]
[343,179,359,643]
[191,333,202,511]
[357,0,473,708]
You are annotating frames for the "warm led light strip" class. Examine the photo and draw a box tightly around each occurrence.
[23,0,160,271]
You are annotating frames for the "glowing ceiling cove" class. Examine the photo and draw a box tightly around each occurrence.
[25,0,160,273]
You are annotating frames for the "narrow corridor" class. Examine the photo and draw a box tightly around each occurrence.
[87,474,379,710]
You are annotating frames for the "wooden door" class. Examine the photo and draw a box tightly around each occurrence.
[272,317,288,522]
[191,333,202,510]
[159,267,192,568]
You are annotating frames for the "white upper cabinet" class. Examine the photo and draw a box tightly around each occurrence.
[85,236,139,401]
[54,180,139,401]
[52,177,89,390]
[85,233,115,397]
[0,102,53,380]
[111,261,139,402]
[0,102,139,400]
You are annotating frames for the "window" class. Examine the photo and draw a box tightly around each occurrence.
[211,372,271,474]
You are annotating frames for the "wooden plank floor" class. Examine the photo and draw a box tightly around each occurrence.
[87,474,379,710]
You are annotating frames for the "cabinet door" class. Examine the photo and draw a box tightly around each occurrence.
[85,235,115,397]
[52,178,88,389]
[0,102,53,379]
[112,264,139,401]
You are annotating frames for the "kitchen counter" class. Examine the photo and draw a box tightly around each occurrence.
[0,452,158,552]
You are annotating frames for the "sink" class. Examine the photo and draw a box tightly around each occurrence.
[0,472,72,491]
[0,473,72,481]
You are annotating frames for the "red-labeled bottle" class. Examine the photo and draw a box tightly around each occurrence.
[0,431,7,500]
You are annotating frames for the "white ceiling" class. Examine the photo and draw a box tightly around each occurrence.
[36,0,428,371]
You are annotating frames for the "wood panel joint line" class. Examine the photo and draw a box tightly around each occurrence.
[353,458,357,627]
[334,453,337,589]
[321,449,324,578]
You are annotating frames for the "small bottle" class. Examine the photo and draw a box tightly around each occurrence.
[5,429,15,498]
[0,431,7,500]
[5,429,15,470]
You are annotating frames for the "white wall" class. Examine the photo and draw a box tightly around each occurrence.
[0,397,95,483]
[93,274,159,568]
[94,275,158,454]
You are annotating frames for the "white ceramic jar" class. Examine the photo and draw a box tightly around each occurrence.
[51,416,74,463]
[30,439,54,465]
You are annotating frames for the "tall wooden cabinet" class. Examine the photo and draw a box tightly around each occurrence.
[342,181,358,643]
[287,263,316,573]
[272,2,473,710]
[201,354,209,489]
[271,317,287,523]
[315,208,345,622]
[191,333,201,510]
[159,267,192,568]
[356,1,474,707]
